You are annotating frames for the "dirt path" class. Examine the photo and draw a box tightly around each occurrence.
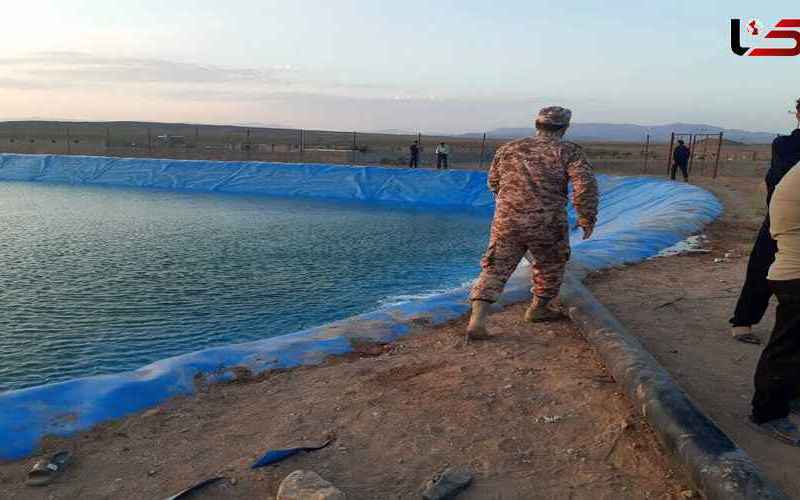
[585,175,800,495]
[0,303,689,499]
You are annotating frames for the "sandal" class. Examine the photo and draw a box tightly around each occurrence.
[731,326,761,345]
[26,451,72,487]
[747,416,800,446]
[165,477,227,500]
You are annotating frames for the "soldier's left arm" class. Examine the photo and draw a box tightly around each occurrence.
[565,144,599,229]
[487,146,506,193]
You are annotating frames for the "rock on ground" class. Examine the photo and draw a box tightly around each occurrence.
[277,470,346,500]
[420,467,473,500]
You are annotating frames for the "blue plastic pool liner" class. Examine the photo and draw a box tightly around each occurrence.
[0,154,722,460]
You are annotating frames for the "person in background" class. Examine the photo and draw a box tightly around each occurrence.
[671,139,691,182]
[435,142,450,169]
[750,153,800,443]
[730,99,800,344]
[466,106,598,341]
[409,141,420,168]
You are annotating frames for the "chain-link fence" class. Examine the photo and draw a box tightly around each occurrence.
[0,122,773,177]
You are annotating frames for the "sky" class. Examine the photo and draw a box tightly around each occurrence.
[0,0,798,133]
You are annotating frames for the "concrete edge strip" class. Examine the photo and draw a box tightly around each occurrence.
[559,272,788,500]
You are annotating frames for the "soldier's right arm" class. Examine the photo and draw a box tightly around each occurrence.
[487,146,506,193]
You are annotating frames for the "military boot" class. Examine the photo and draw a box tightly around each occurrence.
[524,296,564,323]
[466,300,492,341]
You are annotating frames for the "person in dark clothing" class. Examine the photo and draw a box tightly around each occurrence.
[670,140,691,181]
[409,141,420,168]
[730,101,800,344]
[749,163,800,442]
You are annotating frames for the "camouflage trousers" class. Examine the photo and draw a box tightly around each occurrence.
[470,222,570,303]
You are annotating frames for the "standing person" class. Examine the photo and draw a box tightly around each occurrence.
[671,139,691,182]
[466,106,599,340]
[750,162,800,442]
[408,140,420,168]
[730,100,800,344]
[435,142,450,169]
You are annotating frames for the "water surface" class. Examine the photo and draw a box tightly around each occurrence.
[0,182,490,391]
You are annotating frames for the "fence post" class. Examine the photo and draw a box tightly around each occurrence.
[666,132,675,176]
[299,129,304,162]
[478,132,487,170]
[642,134,650,173]
[713,132,723,179]
[688,134,697,176]
[418,132,423,167]
[66,127,71,154]
[352,131,357,165]
[245,128,251,161]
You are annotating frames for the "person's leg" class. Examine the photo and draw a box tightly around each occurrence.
[443,155,448,169]
[731,218,777,332]
[525,237,571,321]
[470,232,528,303]
[436,154,442,169]
[751,280,800,424]
[670,163,677,180]
[680,163,689,182]
[468,230,527,338]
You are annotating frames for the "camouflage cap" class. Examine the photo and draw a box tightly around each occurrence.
[536,106,572,126]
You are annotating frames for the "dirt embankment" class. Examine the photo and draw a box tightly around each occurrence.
[0,302,690,499]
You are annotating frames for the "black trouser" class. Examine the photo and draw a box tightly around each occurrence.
[751,279,800,423]
[436,154,448,169]
[731,217,777,327]
[409,155,418,168]
[670,162,688,180]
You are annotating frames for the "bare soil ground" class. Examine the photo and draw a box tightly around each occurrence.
[0,304,690,499]
[585,175,800,495]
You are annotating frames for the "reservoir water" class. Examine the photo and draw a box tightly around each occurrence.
[0,182,490,391]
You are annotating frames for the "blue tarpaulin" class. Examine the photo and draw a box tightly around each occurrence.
[0,154,722,460]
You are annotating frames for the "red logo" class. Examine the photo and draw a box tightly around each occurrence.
[731,18,800,56]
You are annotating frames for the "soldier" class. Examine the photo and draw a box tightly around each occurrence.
[466,106,599,340]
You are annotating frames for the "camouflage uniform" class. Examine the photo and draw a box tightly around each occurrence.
[470,108,599,303]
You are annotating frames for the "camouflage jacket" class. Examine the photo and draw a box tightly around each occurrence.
[487,134,599,229]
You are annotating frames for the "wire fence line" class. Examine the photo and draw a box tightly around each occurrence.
[0,122,772,177]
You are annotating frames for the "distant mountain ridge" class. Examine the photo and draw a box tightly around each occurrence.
[462,123,781,144]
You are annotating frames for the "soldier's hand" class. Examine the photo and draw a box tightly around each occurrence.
[581,225,594,240]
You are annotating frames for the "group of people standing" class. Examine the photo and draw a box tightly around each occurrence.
[730,100,800,441]
[408,141,451,169]
[463,100,800,446]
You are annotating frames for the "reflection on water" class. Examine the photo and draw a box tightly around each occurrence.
[0,182,489,391]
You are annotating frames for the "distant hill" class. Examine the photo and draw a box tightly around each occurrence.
[462,123,780,144]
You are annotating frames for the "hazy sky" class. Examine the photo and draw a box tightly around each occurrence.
[0,1,798,133]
